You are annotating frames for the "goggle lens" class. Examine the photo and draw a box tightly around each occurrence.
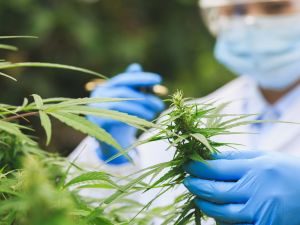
[201,0,300,34]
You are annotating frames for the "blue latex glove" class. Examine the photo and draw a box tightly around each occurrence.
[87,63,164,165]
[184,151,300,225]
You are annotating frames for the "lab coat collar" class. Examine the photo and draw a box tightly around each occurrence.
[259,92,300,152]
[244,80,300,120]
[242,78,300,151]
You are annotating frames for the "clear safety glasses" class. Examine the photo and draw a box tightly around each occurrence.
[199,0,300,34]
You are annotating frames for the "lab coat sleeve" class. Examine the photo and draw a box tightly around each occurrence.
[68,136,142,176]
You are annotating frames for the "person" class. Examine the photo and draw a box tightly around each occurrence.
[69,0,300,224]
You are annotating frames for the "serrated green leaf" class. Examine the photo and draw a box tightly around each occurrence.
[59,106,155,130]
[218,114,256,127]
[193,128,225,137]
[189,153,204,162]
[45,97,131,109]
[224,119,295,130]
[0,36,38,39]
[147,169,177,190]
[206,102,231,128]
[0,44,17,51]
[191,133,214,152]
[84,208,115,225]
[0,62,106,78]
[104,167,160,204]
[48,111,129,159]
[0,120,35,145]
[0,72,17,81]
[39,111,52,145]
[14,98,29,113]
[64,171,117,189]
[76,183,116,190]
[32,94,43,109]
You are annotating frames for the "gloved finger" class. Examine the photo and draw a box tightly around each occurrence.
[195,199,253,224]
[91,87,164,113]
[106,72,162,88]
[213,151,265,160]
[184,177,248,204]
[143,93,165,112]
[184,159,253,181]
[126,63,143,73]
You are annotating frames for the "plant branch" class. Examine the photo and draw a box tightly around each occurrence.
[3,111,39,122]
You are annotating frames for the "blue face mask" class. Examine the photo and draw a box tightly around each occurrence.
[214,15,300,90]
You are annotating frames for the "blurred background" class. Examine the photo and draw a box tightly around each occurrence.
[0,0,234,155]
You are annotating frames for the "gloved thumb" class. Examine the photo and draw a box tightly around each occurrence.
[126,63,143,73]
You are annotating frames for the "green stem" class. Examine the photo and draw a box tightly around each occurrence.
[195,208,203,225]
[3,111,39,122]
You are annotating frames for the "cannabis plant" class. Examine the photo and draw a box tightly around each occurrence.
[103,90,264,225]
[0,36,157,225]
[0,36,267,225]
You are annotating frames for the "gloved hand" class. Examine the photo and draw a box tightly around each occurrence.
[184,150,300,225]
[88,63,164,165]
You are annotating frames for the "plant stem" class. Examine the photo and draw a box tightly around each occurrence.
[3,111,39,122]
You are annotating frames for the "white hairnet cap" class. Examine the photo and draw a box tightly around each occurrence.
[199,0,231,8]
[199,0,281,8]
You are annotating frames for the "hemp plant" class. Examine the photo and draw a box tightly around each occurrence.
[0,35,268,225]
[0,36,158,225]
[104,90,262,225]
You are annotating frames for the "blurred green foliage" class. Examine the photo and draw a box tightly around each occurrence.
[0,0,234,153]
[0,0,233,102]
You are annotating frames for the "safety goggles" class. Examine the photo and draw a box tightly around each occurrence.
[199,0,300,34]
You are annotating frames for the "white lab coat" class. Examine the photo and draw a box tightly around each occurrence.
[69,76,300,223]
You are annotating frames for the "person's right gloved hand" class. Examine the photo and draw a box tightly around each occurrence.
[87,63,165,165]
[184,150,300,225]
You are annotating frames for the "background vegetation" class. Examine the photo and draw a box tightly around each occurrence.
[0,0,234,154]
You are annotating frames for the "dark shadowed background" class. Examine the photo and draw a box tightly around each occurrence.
[0,0,234,155]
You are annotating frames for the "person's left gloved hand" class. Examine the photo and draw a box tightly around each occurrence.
[87,63,164,165]
[184,150,300,225]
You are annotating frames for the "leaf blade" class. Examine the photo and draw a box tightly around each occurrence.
[39,111,52,145]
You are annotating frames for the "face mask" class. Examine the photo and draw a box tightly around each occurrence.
[214,14,300,90]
